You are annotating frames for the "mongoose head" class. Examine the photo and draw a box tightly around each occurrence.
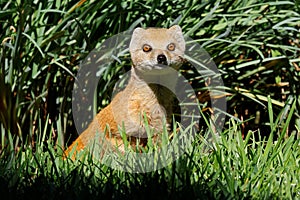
[129,25,186,72]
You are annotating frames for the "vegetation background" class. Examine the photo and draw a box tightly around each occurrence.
[0,0,299,199]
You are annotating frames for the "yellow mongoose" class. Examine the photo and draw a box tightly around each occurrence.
[65,25,186,158]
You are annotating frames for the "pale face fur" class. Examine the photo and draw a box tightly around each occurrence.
[129,25,185,71]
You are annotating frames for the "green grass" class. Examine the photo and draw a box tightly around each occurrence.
[0,105,299,199]
[0,0,300,199]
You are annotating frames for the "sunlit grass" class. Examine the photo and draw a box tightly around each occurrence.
[0,103,299,199]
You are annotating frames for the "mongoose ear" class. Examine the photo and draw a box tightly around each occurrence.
[168,25,185,52]
[129,27,144,51]
[168,25,182,34]
[132,27,144,38]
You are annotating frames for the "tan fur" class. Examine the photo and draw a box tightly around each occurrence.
[64,25,185,159]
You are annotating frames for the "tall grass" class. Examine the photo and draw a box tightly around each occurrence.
[0,103,299,199]
[0,0,299,199]
[1,0,299,149]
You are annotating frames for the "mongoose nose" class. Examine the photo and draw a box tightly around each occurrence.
[157,54,167,65]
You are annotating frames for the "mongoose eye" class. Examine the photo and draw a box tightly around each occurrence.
[167,43,175,51]
[142,44,152,52]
